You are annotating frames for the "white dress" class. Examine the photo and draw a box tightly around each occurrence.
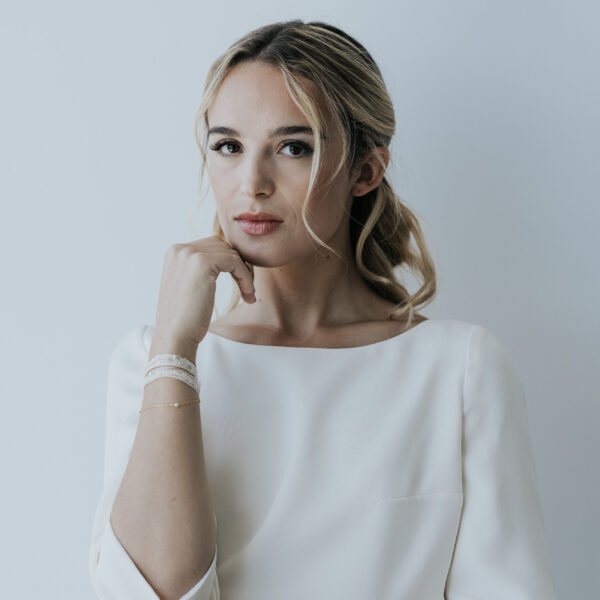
[89,318,557,599]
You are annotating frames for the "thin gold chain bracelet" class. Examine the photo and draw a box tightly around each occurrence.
[139,399,200,414]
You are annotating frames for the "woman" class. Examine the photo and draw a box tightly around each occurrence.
[89,20,557,599]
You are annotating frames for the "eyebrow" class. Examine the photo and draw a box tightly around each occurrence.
[207,125,325,139]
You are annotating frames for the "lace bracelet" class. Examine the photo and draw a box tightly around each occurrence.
[140,354,201,414]
[144,353,198,377]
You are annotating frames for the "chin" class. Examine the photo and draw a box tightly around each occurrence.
[237,246,296,269]
[239,252,285,269]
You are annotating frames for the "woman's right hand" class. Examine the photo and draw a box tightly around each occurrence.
[153,235,256,347]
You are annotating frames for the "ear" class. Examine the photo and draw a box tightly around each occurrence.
[350,146,390,197]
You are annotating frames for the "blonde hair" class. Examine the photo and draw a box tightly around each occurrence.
[193,19,436,326]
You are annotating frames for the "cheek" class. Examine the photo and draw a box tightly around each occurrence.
[303,194,347,238]
[206,163,233,197]
[206,159,219,180]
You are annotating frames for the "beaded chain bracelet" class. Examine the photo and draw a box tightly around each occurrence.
[139,353,201,414]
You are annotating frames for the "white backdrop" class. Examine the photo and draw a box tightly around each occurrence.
[1,1,597,598]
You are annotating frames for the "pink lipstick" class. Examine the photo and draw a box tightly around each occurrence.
[234,211,284,236]
[236,220,283,235]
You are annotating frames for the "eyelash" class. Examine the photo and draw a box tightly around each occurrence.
[208,139,313,159]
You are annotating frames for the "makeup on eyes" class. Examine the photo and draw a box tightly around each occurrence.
[208,139,313,158]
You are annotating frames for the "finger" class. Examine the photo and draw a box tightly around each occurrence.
[227,260,255,300]
[230,271,255,300]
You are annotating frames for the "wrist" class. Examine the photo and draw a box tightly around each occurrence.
[149,329,199,363]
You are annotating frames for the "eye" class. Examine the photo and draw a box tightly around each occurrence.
[209,140,241,155]
[208,139,314,158]
[281,140,313,158]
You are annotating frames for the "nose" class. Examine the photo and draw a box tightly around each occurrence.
[239,151,274,198]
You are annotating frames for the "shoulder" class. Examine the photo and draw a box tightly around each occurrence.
[463,322,519,377]
[419,320,526,419]
[417,318,517,376]
[458,322,526,416]
[420,317,508,349]
[416,317,477,348]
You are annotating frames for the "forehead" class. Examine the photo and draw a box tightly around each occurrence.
[207,60,329,131]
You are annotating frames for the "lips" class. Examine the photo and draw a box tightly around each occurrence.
[234,211,283,222]
[236,219,283,236]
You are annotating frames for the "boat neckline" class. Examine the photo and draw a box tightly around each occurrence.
[204,317,435,351]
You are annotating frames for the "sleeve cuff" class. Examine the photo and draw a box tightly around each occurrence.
[93,518,219,600]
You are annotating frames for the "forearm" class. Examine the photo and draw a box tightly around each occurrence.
[110,332,216,600]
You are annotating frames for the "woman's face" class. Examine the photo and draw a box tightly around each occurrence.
[205,60,356,268]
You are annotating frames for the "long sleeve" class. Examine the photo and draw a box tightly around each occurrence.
[89,324,220,600]
[444,324,556,599]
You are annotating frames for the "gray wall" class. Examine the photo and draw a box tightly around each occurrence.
[1,1,597,597]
